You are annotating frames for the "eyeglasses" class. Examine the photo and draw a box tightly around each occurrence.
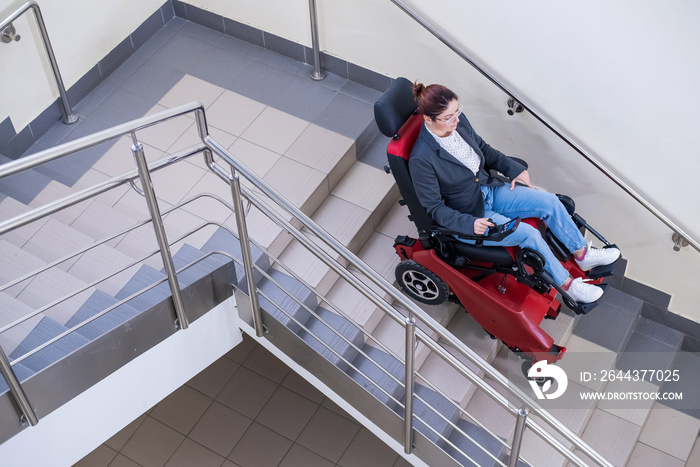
[435,103,463,125]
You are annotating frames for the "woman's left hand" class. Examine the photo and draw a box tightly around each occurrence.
[511,170,533,190]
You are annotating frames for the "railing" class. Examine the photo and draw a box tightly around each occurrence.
[1,1,78,125]
[0,102,613,466]
[386,0,698,254]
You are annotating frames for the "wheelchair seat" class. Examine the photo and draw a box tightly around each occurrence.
[375,77,518,268]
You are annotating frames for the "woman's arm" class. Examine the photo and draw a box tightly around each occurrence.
[409,156,479,236]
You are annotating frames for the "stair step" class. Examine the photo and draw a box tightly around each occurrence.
[168,243,230,288]
[540,307,579,349]
[347,343,405,409]
[0,362,34,395]
[309,195,374,254]
[273,239,340,298]
[464,376,518,440]
[0,154,53,204]
[417,351,477,408]
[27,180,93,226]
[444,311,500,367]
[330,161,398,232]
[66,244,136,296]
[114,264,170,312]
[65,289,141,340]
[32,144,109,187]
[402,383,462,445]
[369,313,431,373]
[256,269,317,334]
[283,123,356,191]
[0,196,50,247]
[200,227,270,293]
[69,200,139,246]
[14,267,94,326]
[322,279,383,334]
[572,287,642,353]
[0,239,46,297]
[8,316,90,373]
[0,292,44,355]
[445,418,509,467]
[298,307,365,371]
[20,218,95,270]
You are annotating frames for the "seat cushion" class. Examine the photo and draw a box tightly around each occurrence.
[452,242,514,267]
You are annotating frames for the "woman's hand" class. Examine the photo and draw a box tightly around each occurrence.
[474,218,495,236]
[510,170,533,190]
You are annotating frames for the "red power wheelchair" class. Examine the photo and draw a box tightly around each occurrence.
[374,77,620,372]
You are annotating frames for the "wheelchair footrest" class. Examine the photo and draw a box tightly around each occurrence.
[587,248,621,279]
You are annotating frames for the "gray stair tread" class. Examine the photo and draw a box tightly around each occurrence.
[0,239,46,295]
[0,363,35,395]
[348,344,405,408]
[299,307,364,370]
[659,351,700,418]
[257,269,316,334]
[65,289,141,340]
[405,383,462,445]
[200,227,269,291]
[8,316,90,372]
[167,243,229,288]
[0,154,53,204]
[572,288,642,352]
[32,143,110,187]
[114,264,170,311]
[445,418,509,467]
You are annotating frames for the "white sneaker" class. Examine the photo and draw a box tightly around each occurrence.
[576,242,620,271]
[566,277,603,303]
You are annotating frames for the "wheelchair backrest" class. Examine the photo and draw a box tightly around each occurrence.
[374,77,437,239]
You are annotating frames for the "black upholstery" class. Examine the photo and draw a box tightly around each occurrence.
[374,77,417,137]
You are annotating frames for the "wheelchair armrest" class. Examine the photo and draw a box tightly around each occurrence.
[430,218,520,245]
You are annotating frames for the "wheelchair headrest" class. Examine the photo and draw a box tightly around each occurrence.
[374,77,418,138]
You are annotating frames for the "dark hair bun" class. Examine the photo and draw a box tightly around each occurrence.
[413,81,425,100]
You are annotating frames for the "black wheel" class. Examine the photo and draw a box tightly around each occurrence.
[395,260,449,305]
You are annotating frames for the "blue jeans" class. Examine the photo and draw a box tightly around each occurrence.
[458,185,588,286]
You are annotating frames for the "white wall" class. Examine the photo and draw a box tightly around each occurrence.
[184,0,700,320]
[0,0,164,131]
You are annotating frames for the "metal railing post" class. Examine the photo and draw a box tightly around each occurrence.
[509,406,529,467]
[307,0,325,80]
[130,137,188,330]
[229,168,264,337]
[404,316,416,453]
[1,2,78,124]
[0,347,38,426]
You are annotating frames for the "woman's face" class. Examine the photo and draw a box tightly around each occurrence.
[426,99,461,137]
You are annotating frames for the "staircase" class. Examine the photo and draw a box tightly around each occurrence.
[1,18,699,467]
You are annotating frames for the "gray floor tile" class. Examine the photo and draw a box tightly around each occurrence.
[179,20,226,45]
[228,422,293,466]
[269,75,337,122]
[145,31,213,74]
[84,88,159,128]
[189,46,255,90]
[340,80,383,104]
[121,61,187,103]
[358,132,391,171]
[228,61,296,105]
[314,93,374,140]
[217,35,267,61]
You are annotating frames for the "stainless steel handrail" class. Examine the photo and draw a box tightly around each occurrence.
[0,102,611,466]
[388,0,698,254]
[1,1,78,124]
[203,130,611,466]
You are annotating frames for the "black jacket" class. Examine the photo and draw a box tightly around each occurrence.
[408,114,527,236]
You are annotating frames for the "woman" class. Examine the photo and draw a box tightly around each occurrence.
[409,82,620,304]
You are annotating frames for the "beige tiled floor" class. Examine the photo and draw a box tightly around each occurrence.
[75,333,412,467]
